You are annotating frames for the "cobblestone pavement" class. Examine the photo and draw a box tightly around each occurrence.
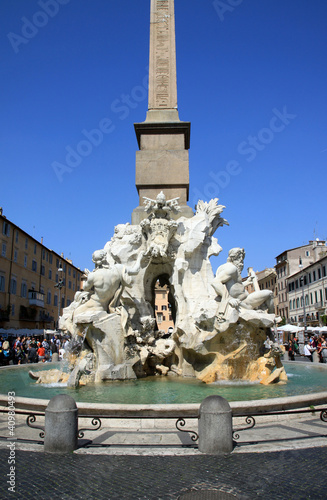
[1,447,327,499]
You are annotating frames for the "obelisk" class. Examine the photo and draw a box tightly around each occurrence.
[132,0,193,224]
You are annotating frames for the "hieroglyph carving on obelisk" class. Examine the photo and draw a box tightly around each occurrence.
[148,0,178,111]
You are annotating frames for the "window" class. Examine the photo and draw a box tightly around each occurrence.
[313,271,316,281]
[289,300,292,310]
[32,260,37,272]
[41,265,45,276]
[34,244,37,255]
[11,304,15,316]
[68,281,71,289]
[318,268,321,279]
[47,290,51,305]
[61,297,65,309]
[315,291,318,303]
[46,252,48,262]
[14,250,18,263]
[2,221,10,237]
[323,266,326,278]
[10,277,17,295]
[21,281,27,298]
[162,305,167,311]
[73,270,76,278]
[49,269,52,280]
[55,273,58,283]
[310,293,313,305]
[296,298,299,308]
[0,274,5,292]
[54,295,58,307]
[292,299,295,309]
[42,249,45,260]
[305,295,309,306]
[305,250,310,257]
[299,257,302,266]
[15,231,18,243]
[2,243,6,257]
[67,299,71,307]
[25,238,28,250]
[24,255,27,268]
[295,279,299,289]
[49,254,52,264]
[56,258,59,268]
[68,267,71,276]
[157,313,163,323]
[73,283,75,291]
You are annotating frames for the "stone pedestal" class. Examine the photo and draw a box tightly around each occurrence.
[198,395,233,454]
[132,121,192,224]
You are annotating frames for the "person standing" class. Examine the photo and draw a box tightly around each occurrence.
[303,341,314,362]
[288,340,295,361]
[27,344,38,364]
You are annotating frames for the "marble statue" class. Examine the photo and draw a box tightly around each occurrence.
[54,196,286,387]
[212,247,275,331]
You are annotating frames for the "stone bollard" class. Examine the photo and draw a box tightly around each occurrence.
[313,350,320,363]
[198,395,233,454]
[44,394,78,453]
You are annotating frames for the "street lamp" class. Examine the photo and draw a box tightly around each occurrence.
[54,265,64,330]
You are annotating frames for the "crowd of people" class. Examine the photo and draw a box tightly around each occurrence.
[0,335,70,366]
[285,335,327,363]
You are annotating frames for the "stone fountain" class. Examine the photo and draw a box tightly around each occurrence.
[33,191,285,388]
[31,0,286,388]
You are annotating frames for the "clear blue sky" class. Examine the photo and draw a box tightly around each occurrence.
[1,0,327,274]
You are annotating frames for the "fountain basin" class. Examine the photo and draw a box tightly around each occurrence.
[1,361,326,406]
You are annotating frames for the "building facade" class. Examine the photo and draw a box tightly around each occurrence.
[275,240,327,321]
[154,282,174,333]
[288,255,327,327]
[0,210,84,333]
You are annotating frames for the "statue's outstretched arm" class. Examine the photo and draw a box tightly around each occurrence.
[126,250,144,276]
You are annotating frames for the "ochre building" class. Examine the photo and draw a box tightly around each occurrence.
[0,208,84,333]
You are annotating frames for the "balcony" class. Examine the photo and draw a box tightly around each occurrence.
[28,290,44,307]
[314,301,325,310]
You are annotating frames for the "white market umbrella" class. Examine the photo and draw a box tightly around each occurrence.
[277,325,302,332]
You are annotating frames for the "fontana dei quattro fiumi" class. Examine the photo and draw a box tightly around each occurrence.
[31,0,287,391]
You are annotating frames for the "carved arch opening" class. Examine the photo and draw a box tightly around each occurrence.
[143,264,176,334]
